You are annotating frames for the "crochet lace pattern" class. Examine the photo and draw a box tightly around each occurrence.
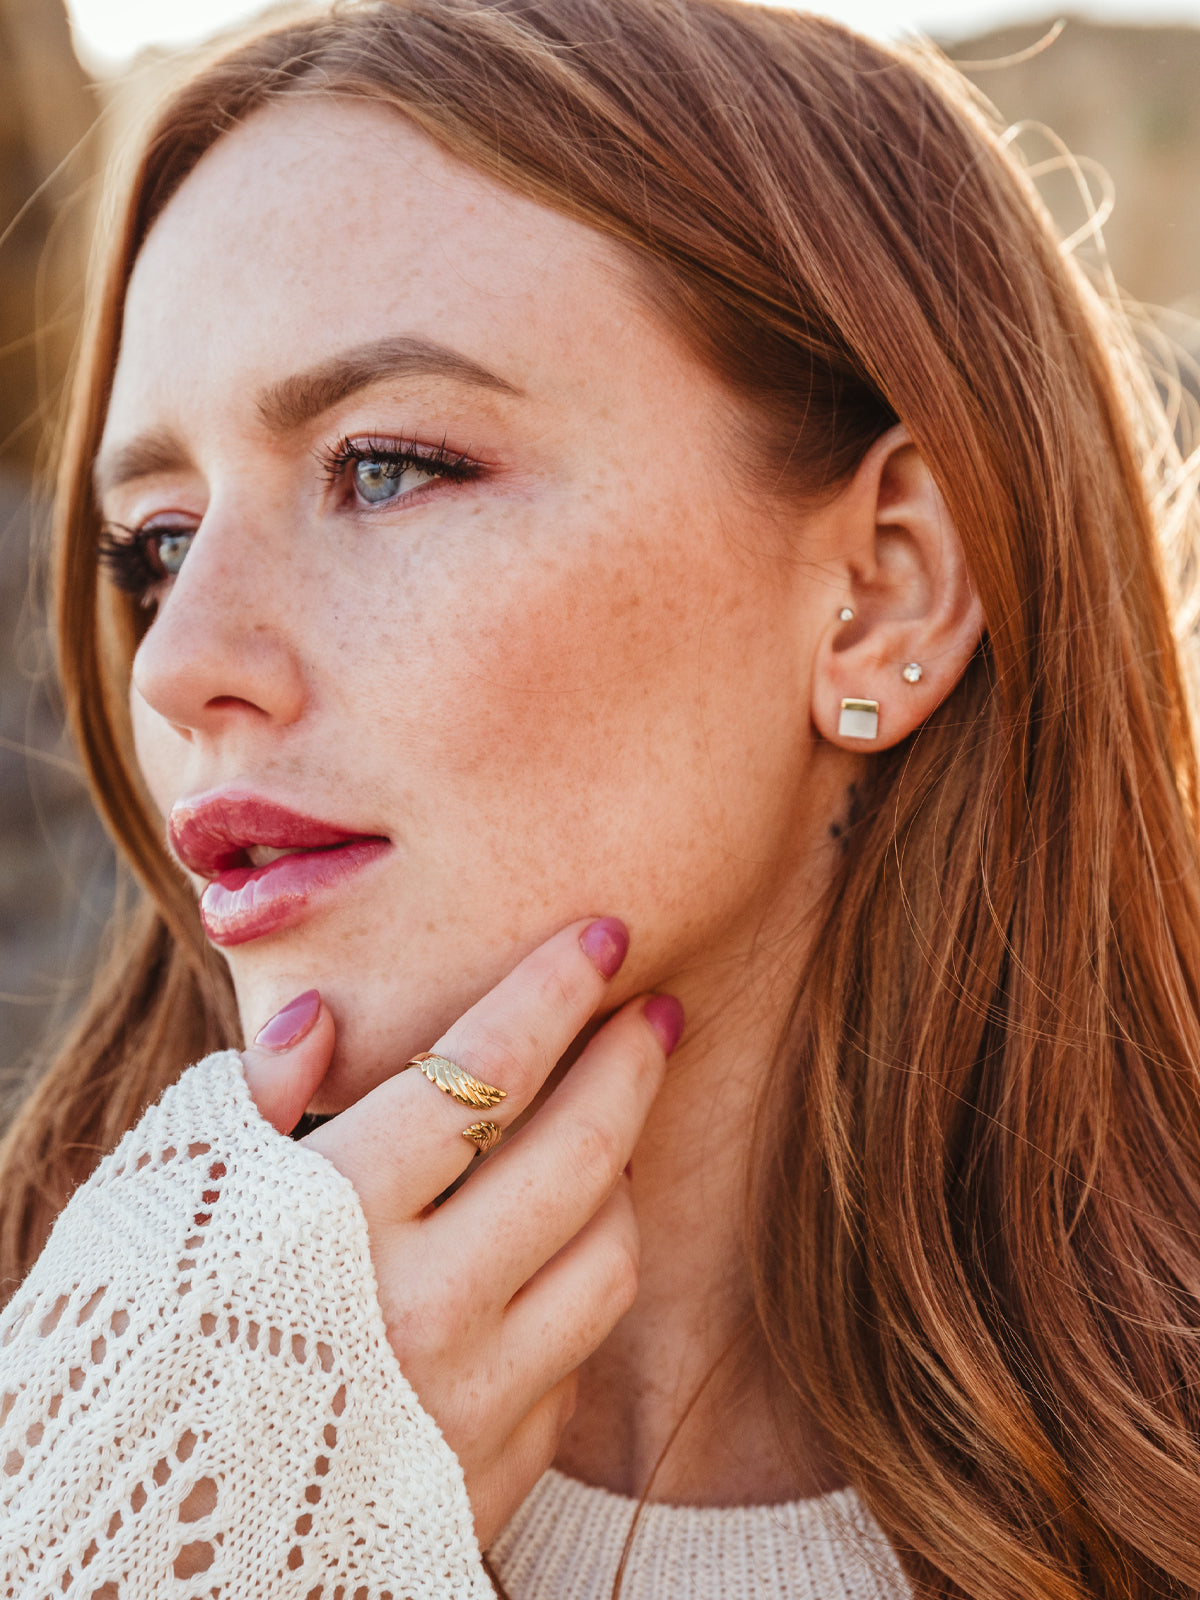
[0,1050,491,1600]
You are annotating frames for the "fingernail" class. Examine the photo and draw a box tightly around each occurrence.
[643,994,685,1057]
[579,917,629,980]
[254,989,321,1051]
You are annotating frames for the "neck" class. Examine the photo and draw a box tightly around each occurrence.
[554,913,846,1508]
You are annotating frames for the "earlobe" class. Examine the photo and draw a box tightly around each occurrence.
[812,426,984,750]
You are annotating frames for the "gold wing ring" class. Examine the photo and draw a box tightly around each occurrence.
[404,1051,507,1110]
[461,1121,502,1156]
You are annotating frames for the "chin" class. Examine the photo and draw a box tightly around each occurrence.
[306,1030,408,1114]
[232,959,469,1114]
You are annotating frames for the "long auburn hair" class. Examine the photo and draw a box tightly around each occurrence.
[4,1,1200,1593]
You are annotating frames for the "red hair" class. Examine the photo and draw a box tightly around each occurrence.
[4,3,1200,1592]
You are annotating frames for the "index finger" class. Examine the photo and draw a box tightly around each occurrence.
[302,915,629,1216]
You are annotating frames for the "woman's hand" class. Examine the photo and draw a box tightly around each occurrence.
[237,919,681,1548]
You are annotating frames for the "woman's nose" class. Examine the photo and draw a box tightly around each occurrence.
[130,509,308,735]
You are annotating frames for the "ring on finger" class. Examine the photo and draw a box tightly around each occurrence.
[462,1120,502,1156]
[404,1051,508,1110]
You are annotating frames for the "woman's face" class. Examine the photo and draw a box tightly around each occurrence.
[100,100,850,1109]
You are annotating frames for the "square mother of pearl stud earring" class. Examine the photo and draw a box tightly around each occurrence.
[838,698,879,740]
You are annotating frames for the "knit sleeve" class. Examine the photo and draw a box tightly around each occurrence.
[0,1050,494,1600]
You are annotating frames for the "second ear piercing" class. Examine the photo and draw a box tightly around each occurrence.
[902,662,923,683]
[838,606,855,622]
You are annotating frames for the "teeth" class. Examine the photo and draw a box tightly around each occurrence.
[246,845,304,868]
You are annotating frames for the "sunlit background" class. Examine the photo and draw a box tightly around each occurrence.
[3,0,1200,1108]
[62,0,1200,68]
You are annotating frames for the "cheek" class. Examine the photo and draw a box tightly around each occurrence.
[130,687,186,819]
[347,493,688,780]
[338,491,801,914]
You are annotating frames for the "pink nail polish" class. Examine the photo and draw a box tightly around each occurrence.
[643,994,685,1057]
[579,917,629,980]
[254,989,321,1052]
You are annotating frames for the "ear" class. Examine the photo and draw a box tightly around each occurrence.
[811,425,984,750]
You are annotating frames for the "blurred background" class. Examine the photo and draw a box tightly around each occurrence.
[1,0,1199,1114]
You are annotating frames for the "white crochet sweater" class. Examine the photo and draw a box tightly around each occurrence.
[0,1051,908,1599]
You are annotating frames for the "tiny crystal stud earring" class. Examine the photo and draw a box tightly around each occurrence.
[838,606,855,622]
[838,697,879,740]
[902,662,923,684]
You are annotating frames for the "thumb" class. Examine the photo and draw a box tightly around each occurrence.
[240,989,335,1134]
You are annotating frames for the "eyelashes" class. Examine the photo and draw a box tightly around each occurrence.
[317,433,479,492]
[99,521,192,602]
[98,432,484,603]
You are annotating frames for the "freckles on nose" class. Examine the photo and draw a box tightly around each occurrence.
[131,584,310,728]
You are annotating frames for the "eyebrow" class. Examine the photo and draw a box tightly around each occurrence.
[257,334,521,432]
[93,429,190,502]
[93,334,521,500]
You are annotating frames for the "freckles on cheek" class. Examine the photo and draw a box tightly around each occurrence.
[434,542,675,785]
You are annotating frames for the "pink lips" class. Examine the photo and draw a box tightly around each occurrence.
[169,792,390,947]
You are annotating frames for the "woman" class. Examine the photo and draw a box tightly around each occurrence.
[3,0,1199,1594]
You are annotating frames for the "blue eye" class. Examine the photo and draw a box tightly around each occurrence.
[351,455,438,505]
[99,519,196,603]
[155,529,193,575]
[325,436,480,510]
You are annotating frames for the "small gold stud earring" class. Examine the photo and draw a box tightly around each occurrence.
[838,698,879,739]
[902,662,923,684]
[838,606,854,622]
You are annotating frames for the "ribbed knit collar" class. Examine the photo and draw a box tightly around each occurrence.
[490,1467,910,1600]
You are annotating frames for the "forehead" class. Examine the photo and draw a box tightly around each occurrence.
[110,97,647,422]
